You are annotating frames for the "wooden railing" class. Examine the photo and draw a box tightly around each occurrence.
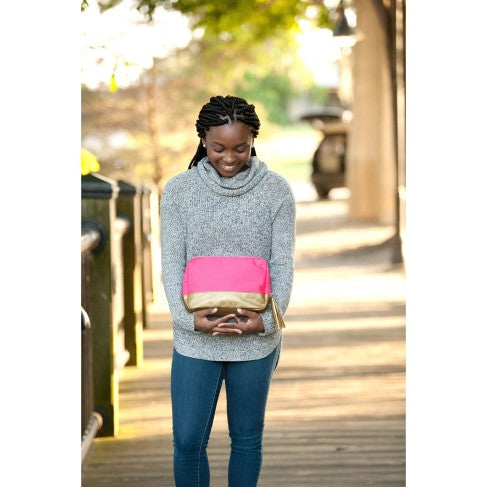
[81,173,160,462]
[81,306,103,465]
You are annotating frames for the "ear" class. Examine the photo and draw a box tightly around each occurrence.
[201,138,206,148]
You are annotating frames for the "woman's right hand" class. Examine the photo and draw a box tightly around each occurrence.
[194,308,242,334]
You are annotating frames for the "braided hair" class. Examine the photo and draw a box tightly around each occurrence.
[188,95,261,169]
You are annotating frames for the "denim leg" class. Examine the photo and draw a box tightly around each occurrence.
[225,343,281,487]
[171,349,224,487]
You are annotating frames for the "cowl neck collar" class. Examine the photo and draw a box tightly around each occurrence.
[196,156,268,196]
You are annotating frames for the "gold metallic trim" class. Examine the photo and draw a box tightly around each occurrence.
[270,295,286,329]
[184,291,269,315]
[184,292,286,329]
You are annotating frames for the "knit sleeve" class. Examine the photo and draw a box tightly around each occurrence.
[259,183,296,335]
[160,181,195,332]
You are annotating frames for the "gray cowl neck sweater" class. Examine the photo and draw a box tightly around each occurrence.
[160,156,296,361]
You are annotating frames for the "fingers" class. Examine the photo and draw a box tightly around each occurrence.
[213,313,237,325]
[195,309,237,322]
[212,316,249,335]
[194,309,240,333]
[194,308,263,334]
[194,308,224,332]
[236,308,259,319]
[212,311,247,335]
[195,307,218,319]
[211,317,263,335]
[212,326,243,336]
[236,309,265,333]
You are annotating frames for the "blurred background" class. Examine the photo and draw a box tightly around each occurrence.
[82,0,339,188]
[81,0,405,260]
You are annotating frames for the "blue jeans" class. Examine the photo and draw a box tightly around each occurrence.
[171,343,280,487]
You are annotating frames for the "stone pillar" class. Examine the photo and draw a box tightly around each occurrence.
[346,0,395,224]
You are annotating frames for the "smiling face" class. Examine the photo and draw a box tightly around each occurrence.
[203,121,254,178]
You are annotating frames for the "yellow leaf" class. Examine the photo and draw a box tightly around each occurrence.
[109,73,118,93]
[81,148,100,175]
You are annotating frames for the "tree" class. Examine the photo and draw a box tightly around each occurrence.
[83,0,333,35]
[81,1,372,191]
[81,0,330,189]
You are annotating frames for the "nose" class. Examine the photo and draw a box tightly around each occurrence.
[222,152,236,163]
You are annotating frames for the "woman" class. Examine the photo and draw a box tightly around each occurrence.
[160,95,295,486]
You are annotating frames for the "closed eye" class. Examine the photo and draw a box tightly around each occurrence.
[212,146,248,153]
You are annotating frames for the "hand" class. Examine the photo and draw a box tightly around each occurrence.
[212,308,265,336]
[194,308,241,334]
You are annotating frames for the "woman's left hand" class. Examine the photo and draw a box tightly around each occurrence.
[212,308,265,336]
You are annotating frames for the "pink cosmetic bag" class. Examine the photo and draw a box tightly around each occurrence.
[182,256,285,328]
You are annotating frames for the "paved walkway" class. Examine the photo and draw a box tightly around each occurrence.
[82,193,405,486]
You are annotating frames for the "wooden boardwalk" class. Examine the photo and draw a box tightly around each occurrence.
[82,199,405,486]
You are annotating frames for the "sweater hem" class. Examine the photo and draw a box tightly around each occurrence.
[173,332,281,362]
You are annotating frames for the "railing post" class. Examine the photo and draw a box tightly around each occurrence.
[81,172,124,437]
[117,180,144,366]
[140,186,153,328]
[148,184,164,308]
[81,306,94,436]
[81,306,103,464]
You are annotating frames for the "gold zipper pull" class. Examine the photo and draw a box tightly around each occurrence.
[270,295,286,329]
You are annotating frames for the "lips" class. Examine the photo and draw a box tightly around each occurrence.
[221,164,238,171]
[219,163,241,174]
[209,159,247,178]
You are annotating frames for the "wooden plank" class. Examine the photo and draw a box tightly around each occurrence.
[82,199,405,486]
[82,312,405,486]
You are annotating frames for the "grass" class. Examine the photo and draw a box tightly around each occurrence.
[256,123,321,182]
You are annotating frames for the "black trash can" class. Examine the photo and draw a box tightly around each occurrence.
[301,107,350,199]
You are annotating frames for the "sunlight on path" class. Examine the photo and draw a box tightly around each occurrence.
[83,196,405,487]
